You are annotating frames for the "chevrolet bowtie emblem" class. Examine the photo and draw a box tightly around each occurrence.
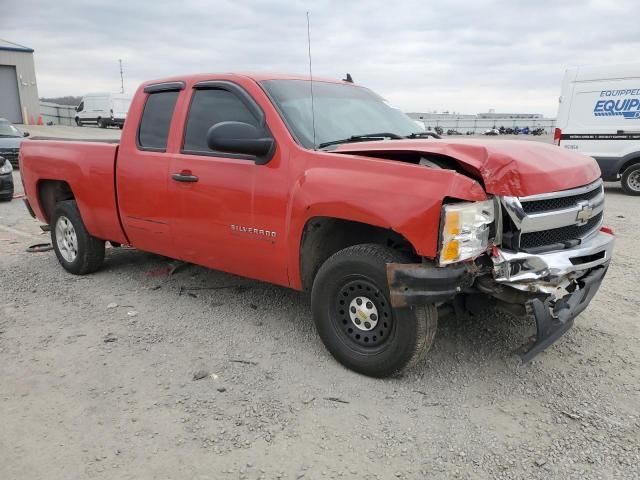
[576,201,593,225]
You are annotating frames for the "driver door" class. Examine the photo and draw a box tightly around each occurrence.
[167,82,288,286]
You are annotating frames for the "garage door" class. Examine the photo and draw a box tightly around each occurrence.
[0,65,23,123]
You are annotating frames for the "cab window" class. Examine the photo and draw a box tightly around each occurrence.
[183,88,259,154]
[137,90,179,151]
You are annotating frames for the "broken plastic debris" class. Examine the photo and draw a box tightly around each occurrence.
[26,243,53,253]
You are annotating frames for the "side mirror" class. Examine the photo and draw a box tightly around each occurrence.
[207,121,274,164]
[23,131,30,137]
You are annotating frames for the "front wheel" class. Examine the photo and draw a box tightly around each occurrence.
[75,117,82,127]
[51,200,105,274]
[97,118,106,128]
[621,163,640,196]
[311,244,437,377]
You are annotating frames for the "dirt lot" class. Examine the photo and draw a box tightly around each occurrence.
[1,128,638,479]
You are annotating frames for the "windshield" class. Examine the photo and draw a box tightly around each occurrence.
[0,121,21,137]
[261,79,419,149]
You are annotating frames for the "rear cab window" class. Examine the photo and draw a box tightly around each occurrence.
[138,90,180,151]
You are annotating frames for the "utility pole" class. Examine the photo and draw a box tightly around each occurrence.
[119,59,124,93]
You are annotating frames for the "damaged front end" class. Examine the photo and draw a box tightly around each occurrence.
[388,179,615,362]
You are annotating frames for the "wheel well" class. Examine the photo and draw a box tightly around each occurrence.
[38,180,75,224]
[621,157,640,175]
[299,217,418,291]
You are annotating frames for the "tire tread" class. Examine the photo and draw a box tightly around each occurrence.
[52,200,105,275]
[312,243,437,377]
[621,164,640,196]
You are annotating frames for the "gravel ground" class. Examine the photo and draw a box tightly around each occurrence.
[1,131,638,479]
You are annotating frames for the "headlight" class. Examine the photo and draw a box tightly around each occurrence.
[0,159,12,175]
[439,200,495,265]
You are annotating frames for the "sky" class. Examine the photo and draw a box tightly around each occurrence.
[2,0,638,116]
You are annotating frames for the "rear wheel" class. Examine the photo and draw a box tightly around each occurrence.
[51,200,105,274]
[311,244,437,377]
[621,163,640,196]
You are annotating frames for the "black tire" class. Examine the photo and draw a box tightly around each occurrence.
[75,117,82,127]
[621,163,640,196]
[118,124,124,130]
[51,200,105,275]
[97,118,106,129]
[311,244,437,377]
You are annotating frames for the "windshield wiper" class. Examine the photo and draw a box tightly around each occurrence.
[406,131,441,139]
[318,132,404,149]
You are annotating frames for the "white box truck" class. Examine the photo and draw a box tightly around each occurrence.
[74,92,132,129]
[555,64,640,195]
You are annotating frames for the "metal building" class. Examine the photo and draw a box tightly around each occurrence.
[0,39,40,124]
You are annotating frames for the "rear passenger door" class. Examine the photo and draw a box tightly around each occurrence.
[117,84,182,257]
[167,81,288,286]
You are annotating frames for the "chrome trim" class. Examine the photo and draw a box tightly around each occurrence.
[518,179,603,203]
[520,194,604,233]
[500,180,606,250]
[501,195,526,229]
[493,196,503,244]
[492,230,614,286]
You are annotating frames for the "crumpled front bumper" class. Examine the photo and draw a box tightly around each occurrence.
[490,230,614,361]
[518,265,608,362]
[491,230,615,289]
[387,229,615,362]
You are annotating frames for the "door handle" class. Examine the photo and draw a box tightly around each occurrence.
[171,171,199,183]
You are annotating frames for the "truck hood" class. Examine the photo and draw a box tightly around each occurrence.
[0,137,23,149]
[333,139,601,197]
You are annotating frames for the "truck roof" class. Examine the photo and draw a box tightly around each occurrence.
[140,72,354,88]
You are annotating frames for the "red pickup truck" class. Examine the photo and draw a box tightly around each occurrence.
[20,73,615,377]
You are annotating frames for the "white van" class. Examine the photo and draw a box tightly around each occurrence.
[75,92,132,129]
[555,64,640,195]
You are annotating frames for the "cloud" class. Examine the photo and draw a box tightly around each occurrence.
[2,0,638,115]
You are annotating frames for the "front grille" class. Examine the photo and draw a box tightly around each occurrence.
[521,185,603,213]
[0,149,19,168]
[501,180,605,252]
[520,212,603,249]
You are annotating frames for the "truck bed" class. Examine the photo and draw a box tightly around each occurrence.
[20,138,128,244]
[29,136,120,144]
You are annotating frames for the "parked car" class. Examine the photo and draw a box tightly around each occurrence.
[0,118,29,168]
[20,73,615,377]
[74,92,133,129]
[0,156,14,201]
[556,63,640,195]
[484,128,499,135]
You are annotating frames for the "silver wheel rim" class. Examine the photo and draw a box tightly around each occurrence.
[348,296,379,331]
[55,215,78,263]
[628,169,640,192]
